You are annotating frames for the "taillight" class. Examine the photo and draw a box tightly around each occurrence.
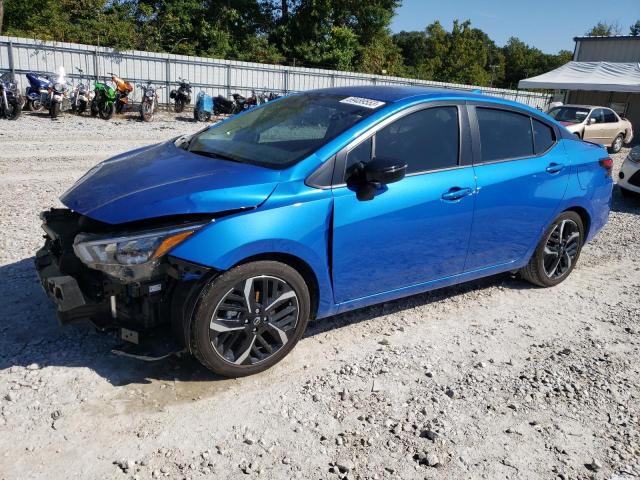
[599,157,613,177]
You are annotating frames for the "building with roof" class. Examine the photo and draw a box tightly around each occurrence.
[519,35,640,141]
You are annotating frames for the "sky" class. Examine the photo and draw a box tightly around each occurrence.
[390,0,640,54]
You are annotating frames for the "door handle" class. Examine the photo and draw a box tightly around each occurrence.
[545,163,565,174]
[441,187,473,201]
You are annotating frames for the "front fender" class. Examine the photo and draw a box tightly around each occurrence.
[170,183,337,318]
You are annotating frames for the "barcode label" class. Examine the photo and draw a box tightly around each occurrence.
[339,96,386,109]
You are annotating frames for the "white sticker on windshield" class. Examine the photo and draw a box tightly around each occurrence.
[339,96,386,109]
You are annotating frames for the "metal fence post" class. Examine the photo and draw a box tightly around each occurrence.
[165,58,171,105]
[371,77,377,85]
[7,41,15,79]
[330,74,335,87]
[283,69,289,93]
[93,49,99,82]
[226,64,232,97]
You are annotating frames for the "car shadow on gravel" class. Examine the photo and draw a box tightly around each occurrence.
[612,185,640,213]
[0,256,529,386]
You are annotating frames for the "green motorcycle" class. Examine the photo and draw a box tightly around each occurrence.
[90,81,116,120]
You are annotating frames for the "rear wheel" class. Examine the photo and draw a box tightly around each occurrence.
[621,187,640,199]
[520,211,584,287]
[140,101,154,122]
[174,98,185,113]
[608,134,624,154]
[28,99,44,112]
[195,109,208,122]
[191,261,310,377]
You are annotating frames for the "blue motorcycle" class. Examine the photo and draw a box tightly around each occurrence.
[25,72,52,112]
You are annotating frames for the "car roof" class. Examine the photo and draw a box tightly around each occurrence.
[306,85,479,103]
[559,104,613,111]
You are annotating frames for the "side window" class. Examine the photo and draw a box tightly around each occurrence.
[603,109,617,123]
[589,109,604,124]
[476,108,533,162]
[532,119,555,154]
[375,106,459,174]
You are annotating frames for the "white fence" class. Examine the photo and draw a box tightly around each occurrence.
[1,35,552,108]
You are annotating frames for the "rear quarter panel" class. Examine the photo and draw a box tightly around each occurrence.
[559,139,612,243]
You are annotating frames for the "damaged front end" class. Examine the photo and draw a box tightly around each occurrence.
[35,208,215,351]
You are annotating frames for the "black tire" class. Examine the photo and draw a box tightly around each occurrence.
[115,101,124,114]
[174,99,185,113]
[195,109,208,122]
[608,134,624,154]
[90,100,99,117]
[140,101,153,122]
[99,103,115,120]
[574,132,581,139]
[6,97,21,120]
[520,211,584,287]
[27,99,43,112]
[77,100,87,114]
[49,101,61,119]
[191,261,311,377]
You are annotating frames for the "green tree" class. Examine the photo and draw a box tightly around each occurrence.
[586,21,621,36]
[630,20,640,36]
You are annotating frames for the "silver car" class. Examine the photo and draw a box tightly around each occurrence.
[547,104,633,153]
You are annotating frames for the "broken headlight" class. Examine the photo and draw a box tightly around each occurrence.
[73,223,207,281]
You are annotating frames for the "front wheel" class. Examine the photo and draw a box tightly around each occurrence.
[49,101,61,119]
[6,98,22,120]
[99,102,115,120]
[608,134,624,154]
[140,101,154,122]
[174,98,185,113]
[191,261,311,377]
[520,211,584,287]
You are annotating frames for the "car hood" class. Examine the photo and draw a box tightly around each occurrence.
[61,140,282,224]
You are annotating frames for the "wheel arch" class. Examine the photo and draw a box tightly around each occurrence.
[233,252,320,320]
[563,205,591,239]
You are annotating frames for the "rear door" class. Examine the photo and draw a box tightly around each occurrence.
[464,104,571,271]
[331,103,476,304]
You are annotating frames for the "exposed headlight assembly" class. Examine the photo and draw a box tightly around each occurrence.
[73,223,206,281]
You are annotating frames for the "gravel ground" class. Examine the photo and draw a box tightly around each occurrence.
[0,111,639,480]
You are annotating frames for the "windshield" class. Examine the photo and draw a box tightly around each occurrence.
[187,93,383,168]
[547,106,590,124]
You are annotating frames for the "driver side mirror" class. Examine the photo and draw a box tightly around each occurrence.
[350,157,407,201]
[588,117,597,125]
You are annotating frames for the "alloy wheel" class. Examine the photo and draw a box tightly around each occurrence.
[209,276,299,366]
[543,219,580,279]
[613,135,623,152]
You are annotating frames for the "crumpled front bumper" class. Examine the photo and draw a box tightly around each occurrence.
[35,246,109,324]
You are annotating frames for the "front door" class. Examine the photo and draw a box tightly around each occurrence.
[583,108,607,143]
[331,105,476,304]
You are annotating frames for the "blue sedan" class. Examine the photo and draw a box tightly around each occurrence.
[36,86,613,376]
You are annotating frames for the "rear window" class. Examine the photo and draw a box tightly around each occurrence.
[477,108,533,162]
[533,119,555,154]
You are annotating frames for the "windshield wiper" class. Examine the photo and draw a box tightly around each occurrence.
[188,150,248,163]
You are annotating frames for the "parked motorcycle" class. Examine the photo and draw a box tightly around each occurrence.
[169,77,192,113]
[91,79,116,120]
[24,72,52,112]
[43,67,69,119]
[70,68,90,115]
[0,73,22,120]
[138,82,161,122]
[110,73,134,114]
[194,91,214,121]
[213,93,246,115]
